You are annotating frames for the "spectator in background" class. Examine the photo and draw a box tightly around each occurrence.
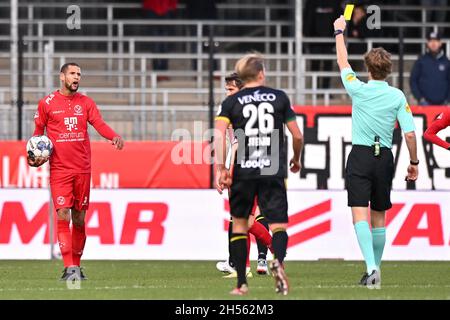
[304,0,341,89]
[142,0,178,79]
[410,31,450,105]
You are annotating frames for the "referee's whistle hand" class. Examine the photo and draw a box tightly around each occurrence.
[289,158,301,173]
[405,164,418,182]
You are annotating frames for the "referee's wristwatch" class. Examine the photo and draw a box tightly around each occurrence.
[334,29,344,37]
[410,159,419,165]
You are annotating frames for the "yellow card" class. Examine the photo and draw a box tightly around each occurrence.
[344,4,354,20]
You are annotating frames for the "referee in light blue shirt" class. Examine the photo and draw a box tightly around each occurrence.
[333,15,419,289]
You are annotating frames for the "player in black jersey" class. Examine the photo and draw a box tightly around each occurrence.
[216,73,274,278]
[215,53,304,295]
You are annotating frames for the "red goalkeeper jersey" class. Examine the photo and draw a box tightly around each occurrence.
[33,90,119,173]
[424,109,450,150]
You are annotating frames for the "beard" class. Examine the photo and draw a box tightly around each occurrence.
[65,81,79,92]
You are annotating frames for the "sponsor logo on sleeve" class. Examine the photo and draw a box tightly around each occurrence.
[56,196,65,206]
[405,104,411,113]
[45,94,55,105]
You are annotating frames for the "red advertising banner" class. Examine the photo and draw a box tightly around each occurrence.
[0,141,211,189]
[0,106,448,189]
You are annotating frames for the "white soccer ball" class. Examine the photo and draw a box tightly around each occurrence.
[26,135,53,160]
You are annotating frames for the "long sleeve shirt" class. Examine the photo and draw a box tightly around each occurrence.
[33,90,119,173]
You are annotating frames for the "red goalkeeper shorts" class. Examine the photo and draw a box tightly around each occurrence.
[50,172,91,211]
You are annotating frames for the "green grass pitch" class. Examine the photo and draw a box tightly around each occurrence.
[0,260,449,300]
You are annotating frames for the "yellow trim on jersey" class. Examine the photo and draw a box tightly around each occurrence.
[215,116,230,124]
[230,235,248,242]
[272,228,286,234]
[255,215,265,222]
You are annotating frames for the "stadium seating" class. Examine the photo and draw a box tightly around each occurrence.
[0,1,449,140]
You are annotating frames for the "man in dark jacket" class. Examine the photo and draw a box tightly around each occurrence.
[410,31,450,105]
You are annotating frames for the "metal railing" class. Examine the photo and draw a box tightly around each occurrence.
[0,35,440,95]
[0,34,444,140]
[0,18,292,94]
[0,1,293,21]
[1,3,450,140]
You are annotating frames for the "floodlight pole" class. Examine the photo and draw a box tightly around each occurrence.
[17,31,24,140]
[11,0,19,139]
[44,42,56,259]
[295,0,305,105]
[398,27,404,92]
[208,26,215,189]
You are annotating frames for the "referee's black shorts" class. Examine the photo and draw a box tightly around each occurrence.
[229,178,288,223]
[345,145,395,211]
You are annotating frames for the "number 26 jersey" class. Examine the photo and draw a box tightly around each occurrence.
[216,86,296,180]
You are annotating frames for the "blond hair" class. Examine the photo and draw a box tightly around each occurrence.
[234,52,265,83]
[364,47,392,80]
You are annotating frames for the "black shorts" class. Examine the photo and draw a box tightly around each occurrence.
[345,145,395,211]
[229,178,288,223]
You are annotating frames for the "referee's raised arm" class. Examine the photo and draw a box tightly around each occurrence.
[334,16,363,97]
[334,15,350,71]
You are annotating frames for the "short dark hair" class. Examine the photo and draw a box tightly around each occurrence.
[60,62,80,73]
[225,72,243,89]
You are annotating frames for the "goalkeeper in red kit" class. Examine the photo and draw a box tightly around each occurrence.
[28,63,124,280]
[424,109,450,151]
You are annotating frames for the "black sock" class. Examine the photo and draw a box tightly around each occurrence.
[272,229,288,264]
[230,233,248,288]
[228,220,234,268]
[256,216,269,260]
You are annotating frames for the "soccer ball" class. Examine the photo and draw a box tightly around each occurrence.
[26,135,53,160]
